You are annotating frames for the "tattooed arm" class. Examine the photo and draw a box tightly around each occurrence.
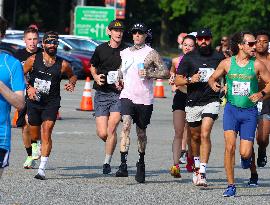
[144,50,170,79]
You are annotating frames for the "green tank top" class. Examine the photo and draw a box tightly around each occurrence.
[226,56,258,108]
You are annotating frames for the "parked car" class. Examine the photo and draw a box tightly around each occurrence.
[0,38,85,79]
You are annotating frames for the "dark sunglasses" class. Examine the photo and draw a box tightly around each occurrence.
[44,39,59,45]
[197,36,211,41]
[221,39,228,42]
[132,30,145,35]
[243,41,256,47]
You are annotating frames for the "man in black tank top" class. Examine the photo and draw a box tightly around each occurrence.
[23,31,77,180]
[14,27,42,169]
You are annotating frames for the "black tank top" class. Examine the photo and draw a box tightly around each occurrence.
[28,52,63,106]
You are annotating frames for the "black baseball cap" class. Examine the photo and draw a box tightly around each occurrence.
[108,20,124,30]
[196,28,212,37]
[43,31,59,41]
[130,23,148,33]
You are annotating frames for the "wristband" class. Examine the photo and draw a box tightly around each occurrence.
[26,84,31,90]
[187,77,192,84]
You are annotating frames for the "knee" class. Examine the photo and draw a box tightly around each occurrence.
[240,150,252,159]
[97,130,107,141]
[200,130,210,141]
[174,128,184,138]
[225,144,236,154]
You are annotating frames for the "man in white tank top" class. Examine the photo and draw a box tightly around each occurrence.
[115,22,169,183]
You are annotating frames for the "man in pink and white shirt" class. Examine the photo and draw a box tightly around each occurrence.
[115,22,169,183]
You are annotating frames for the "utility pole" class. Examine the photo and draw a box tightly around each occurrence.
[77,0,86,6]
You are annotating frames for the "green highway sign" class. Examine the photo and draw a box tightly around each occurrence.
[74,6,116,41]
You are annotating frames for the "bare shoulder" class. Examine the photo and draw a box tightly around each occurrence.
[254,58,266,69]
[219,57,231,67]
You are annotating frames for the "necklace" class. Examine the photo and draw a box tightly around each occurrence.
[235,56,248,67]
[43,56,56,67]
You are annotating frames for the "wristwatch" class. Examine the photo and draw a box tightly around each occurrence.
[261,90,266,97]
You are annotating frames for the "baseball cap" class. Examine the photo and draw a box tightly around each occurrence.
[130,23,148,33]
[196,28,212,37]
[108,20,124,30]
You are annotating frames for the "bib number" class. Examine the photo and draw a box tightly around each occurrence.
[232,81,250,96]
[198,68,215,82]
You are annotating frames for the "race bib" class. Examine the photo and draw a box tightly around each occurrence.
[198,67,215,82]
[34,78,51,95]
[107,71,119,84]
[232,81,250,96]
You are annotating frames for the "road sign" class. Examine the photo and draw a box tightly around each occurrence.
[74,6,115,41]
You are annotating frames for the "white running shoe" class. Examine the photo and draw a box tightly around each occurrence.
[32,142,41,160]
[192,168,200,185]
[197,173,207,187]
[179,151,187,164]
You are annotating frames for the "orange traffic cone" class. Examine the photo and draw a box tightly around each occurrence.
[154,79,166,98]
[12,110,19,128]
[76,77,93,111]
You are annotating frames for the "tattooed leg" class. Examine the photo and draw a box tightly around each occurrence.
[136,126,147,153]
[120,115,132,152]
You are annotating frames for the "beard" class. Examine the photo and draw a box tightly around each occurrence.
[44,47,57,56]
[198,44,212,56]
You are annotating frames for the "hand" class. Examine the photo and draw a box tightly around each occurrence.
[169,74,175,85]
[27,86,38,100]
[209,81,221,92]
[138,69,146,78]
[94,74,106,86]
[249,92,263,103]
[115,80,123,91]
[64,82,75,92]
[190,73,200,83]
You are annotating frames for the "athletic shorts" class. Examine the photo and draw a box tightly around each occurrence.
[172,90,187,112]
[258,114,270,120]
[0,148,9,168]
[27,104,60,126]
[121,98,153,129]
[16,104,27,127]
[223,102,258,142]
[185,101,220,127]
[94,91,121,117]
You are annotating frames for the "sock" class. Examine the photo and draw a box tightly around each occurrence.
[251,172,258,179]
[26,147,32,156]
[31,140,37,144]
[38,156,48,176]
[194,157,200,168]
[199,163,207,173]
[138,152,145,164]
[104,154,112,165]
[120,152,128,163]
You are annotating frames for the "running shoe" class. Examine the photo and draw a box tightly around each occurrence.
[223,185,236,197]
[257,149,267,167]
[186,156,194,172]
[170,164,181,178]
[23,156,36,169]
[34,173,45,180]
[197,173,207,187]
[135,161,145,183]
[103,163,111,174]
[32,142,41,160]
[248,173,258,187]
[192,167,200,185]
[115,163,128,177]
[241,157,252,169]
[179,151,187,164]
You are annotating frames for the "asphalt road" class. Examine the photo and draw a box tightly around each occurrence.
[1,80,270,205]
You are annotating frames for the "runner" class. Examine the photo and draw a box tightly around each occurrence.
[90,20,125,174]
[247,30,270,187]
[169,35,196,178]
[0,16,25,177]
[14,27,42,169]
[24,31,77,180]
[115,22,169,183]
[208,31,270,197]
[175,28,225,186]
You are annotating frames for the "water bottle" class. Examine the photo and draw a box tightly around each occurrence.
[138,63,145,80]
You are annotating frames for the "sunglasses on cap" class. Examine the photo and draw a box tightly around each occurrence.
[197,36,211,41]
[132,30,145,35]
[44,39,59,45]
[242,41,256,47]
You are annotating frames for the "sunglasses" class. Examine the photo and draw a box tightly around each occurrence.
[243,41,256,47]
[221,39,228,42]
[44,39,59,45]
[132,30,145,35]
[197,36,211,41]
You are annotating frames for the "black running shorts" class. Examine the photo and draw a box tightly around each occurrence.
[121,98,153,129]
[172,90,187,112]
